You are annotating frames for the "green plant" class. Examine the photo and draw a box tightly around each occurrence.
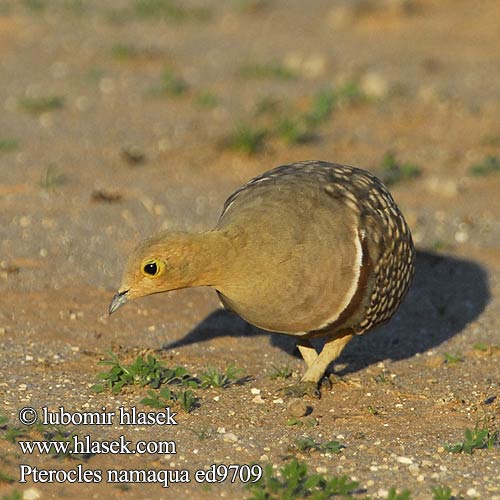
[23,0,45,12]
[200,364,244,388]
[270,364,292,380]
[1,490,23,500]
[0,139,18,152]
[379,153,422,186]
[176,389,197,412]
[239,62,296,80]
[306,88,337,126]
[195,91,218,109]
[18,95,64,114]
[133,0,211,21]
[224,125,268,155]
[387,488,411,500]
[431,486,453,500]
[275,117,315,144]
[444,424,498,454]
[0,470,15,484]
[286,417,317,428]
[294,437,346,454]
[469,155,500,176]
[141,387,174,408]
[443,352,463,364]
[149,68,189,97]
[40,164,66,189]
[111,43,140,60]
[91,351,197,393]
[245,459,361,500]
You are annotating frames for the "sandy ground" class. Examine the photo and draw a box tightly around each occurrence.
[1,1,499,499]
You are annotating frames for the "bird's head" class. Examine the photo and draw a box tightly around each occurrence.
[109,231,201,314]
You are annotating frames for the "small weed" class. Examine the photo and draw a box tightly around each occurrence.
[0,415,8,428]
[306,88,337,126]
[275,117,315,144]
[367,405,380,416]
[245,459,361,500]
[18,95,64,114]
[0,139,18,152]
[224,125,267,155]
[1,490,23,500]
[293,437,346,454]
[379,153,422,186]
[473,342,488,351]
[387,488,411,500]
[443,352,463,364]
[189,426,213,441]
[431,240,450,252]
[133,0,211,21]
[195,91,218,109]
[431,486,453,500]
[176,389,197,413]
[23,0,46,12]
[239,62,296,80]
[91,351,197,393]
[269,363,292,380]
[141,387,173,408]
[0,470,15,484]
[200,364,244,388]
[469,155,500,176]
[152,68,189,97]
[40,165,66,190]
[286,416,317,428]
[86,67,106,84]
[444,424,498,454]
[111,43,140,60]
[92,352,199,411]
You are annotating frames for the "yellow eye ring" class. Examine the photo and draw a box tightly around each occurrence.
[141,258,165,277]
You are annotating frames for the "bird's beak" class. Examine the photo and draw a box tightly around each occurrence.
[109,290,129,315]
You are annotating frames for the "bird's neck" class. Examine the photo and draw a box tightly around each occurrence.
[178,228,240,288]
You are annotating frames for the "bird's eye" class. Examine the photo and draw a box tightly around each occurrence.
[141,259,164,277]
[144,262,157,275]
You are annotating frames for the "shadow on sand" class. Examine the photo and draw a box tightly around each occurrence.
[162,250,490,373]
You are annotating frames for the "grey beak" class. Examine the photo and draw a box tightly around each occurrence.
[109,290,129,315]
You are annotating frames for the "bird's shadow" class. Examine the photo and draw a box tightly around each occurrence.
[161,250,490,373]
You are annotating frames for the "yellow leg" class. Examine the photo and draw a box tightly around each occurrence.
[296,339,318,368]
[300,334,353,384]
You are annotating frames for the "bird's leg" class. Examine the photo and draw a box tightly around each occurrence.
[284,333,354,398]
[296,339,318,367]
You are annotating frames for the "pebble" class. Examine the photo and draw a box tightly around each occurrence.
[467,488,478,497]
[250,387,260,395]
[252,395,265,404]
[222,433,238,443]
[396,456,413,464]
[23,488,41,500]
[287,398,308,417]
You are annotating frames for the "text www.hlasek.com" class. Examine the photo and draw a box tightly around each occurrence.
[19,435,174,455]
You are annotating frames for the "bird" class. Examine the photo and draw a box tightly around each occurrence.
[109,161,415,397]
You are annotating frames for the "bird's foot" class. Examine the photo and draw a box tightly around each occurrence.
[281,381,321,399]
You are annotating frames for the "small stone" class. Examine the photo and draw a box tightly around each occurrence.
[222,433,238,443]
[466,488,478,497]
[252,395,265,404]
[250,387,260,395]
[396,456,413,464]
[23,488,41,500]
[408,463,419,475]
[287,398,308,417]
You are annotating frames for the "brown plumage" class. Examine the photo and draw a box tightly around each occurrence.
[110,161,415,396]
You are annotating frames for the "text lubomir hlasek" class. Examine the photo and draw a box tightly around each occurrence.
[41,406,177,426]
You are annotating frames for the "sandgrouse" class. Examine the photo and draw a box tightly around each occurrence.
[110,161,415,396]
